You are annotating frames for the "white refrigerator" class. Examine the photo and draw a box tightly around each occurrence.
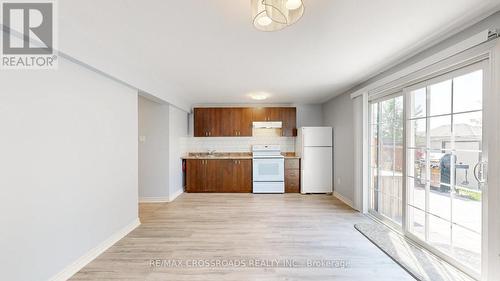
[296,127,333,194]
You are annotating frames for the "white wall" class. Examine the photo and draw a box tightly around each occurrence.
[138,96,170,200]
[168,105,189,201]
[183,136,295,153]
[295,104,323,127]
[0,59,138,281]
[322,94,355,202]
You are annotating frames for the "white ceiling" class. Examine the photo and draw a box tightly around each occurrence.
[58,0,500,110]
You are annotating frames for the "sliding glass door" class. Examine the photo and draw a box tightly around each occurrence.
[369,95,404,226]
[405,62,486,276]
[367,60,488,277]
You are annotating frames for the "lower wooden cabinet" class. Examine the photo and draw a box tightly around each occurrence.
[186,159,218,192]
[186,159,252,193]
[285,159,300,193]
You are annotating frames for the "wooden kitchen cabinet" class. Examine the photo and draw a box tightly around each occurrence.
[194,107,296,137]
[285,158,300,193]
[280,107,297,137]
[186,159,219,192]
[194,108,222,137]
[186,159,252,193]
[252,107,281,122]
[228,108,253,137]
[193,108,205,137]
[220,159,252,192]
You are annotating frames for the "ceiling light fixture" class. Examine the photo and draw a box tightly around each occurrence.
[251,0,304,32]
[248,92,270,100]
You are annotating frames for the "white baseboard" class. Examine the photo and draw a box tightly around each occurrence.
[139,189,184,203]
[139,196,170,203]
[169,188,183,202]
[49,218,140,281]
[333,191,355,210]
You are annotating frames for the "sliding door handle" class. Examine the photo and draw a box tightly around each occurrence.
[473,161,487,184]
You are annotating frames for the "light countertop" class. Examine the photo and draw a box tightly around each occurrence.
[181,152,300,160]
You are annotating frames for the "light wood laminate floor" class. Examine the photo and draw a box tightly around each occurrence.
[70,193,414,281]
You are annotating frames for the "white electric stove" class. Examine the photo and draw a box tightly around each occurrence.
[252,145,285,193]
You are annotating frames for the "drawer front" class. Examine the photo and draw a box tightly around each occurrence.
[285,179,300,193]
[285,169,299,178]
[285,169,300,193]
[285,159,300,170]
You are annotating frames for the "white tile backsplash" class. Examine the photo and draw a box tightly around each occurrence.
[181,136,295,153]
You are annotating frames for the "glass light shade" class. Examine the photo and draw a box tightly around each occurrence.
[286,0,302,10]
[257,16,272,26]
[251,0,304,32]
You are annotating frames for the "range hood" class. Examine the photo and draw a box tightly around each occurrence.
[253,121,282,129]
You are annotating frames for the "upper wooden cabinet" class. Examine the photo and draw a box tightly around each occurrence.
[252,107,281,122]
[194,107,296,137]
[194,108,222,137]
[280,107,297,137]
[228,108,253,137]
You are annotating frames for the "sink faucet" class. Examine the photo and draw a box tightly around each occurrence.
[208,150,216,155]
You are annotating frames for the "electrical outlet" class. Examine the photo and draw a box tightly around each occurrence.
[139,136,146,143]
[337,177,341,185]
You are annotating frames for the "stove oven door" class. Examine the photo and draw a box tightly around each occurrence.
[252,158,284,182]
